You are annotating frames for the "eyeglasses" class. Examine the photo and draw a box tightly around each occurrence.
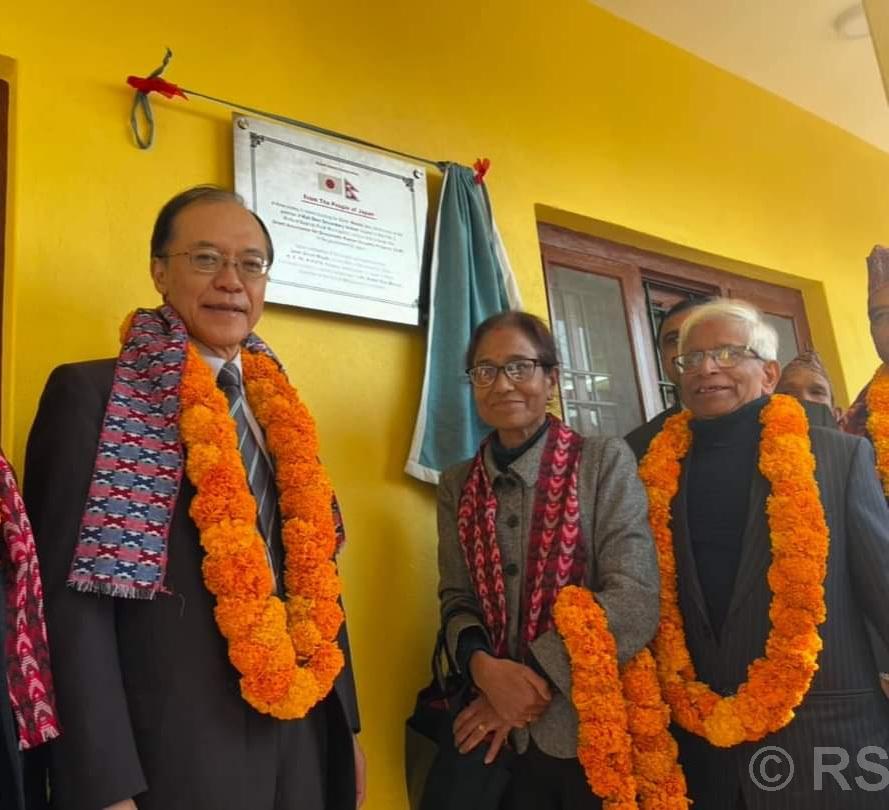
[466,358,549,387]
[673,344,762,373]
[160,249,271,279]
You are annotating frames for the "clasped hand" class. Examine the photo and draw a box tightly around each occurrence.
[454,653,552,764]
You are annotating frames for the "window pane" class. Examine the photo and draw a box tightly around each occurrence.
[547,266,642,437]
[763,313,799,368]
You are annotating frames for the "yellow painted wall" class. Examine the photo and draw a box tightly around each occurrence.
[2,1,888,807]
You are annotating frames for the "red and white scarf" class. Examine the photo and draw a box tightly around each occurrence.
[456,418,586,657]
[0,453,59,749]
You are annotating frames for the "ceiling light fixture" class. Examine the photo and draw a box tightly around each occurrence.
[834,3,871,39]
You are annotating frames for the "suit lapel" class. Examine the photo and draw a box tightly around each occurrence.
[672,457,713,632]
[723,469,771,626]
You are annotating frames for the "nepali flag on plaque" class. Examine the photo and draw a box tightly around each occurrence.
[345,179,360,201]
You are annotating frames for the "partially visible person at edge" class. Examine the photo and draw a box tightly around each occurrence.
[643,298,889,808]
[436,311,660,810]
[775,349,842,426]
[624,297,712,459]
[0,451,59,810]
[839,244,889,696]
[842,245,889,447]
[23,186,365,810]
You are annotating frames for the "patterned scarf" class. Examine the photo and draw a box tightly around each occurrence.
[0,454,59,749]
[68,306,277,598]
[456,418,586,657]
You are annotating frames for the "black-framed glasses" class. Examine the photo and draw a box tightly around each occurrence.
[159,249,271,279]
[673,344,762,373]
[465,358,549,387]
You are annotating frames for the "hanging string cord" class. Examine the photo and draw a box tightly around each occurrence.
[189,88,449,172]
[127,49,449,171]
[129,48,175,150]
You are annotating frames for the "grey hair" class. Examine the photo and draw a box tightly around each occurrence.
[678,298,779,361]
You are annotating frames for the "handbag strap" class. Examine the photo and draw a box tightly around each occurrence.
[431,630,453,692]
[434,607,483,703]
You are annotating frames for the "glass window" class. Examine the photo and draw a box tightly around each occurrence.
[547,265,642,437]
[763,312,800,368]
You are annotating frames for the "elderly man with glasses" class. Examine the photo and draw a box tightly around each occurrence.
[635,298,889,809]
[23,186,365,810]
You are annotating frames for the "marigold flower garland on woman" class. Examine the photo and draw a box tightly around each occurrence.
[553,585,688,810]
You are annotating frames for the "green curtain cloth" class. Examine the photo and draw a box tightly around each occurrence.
[405,164,521,484]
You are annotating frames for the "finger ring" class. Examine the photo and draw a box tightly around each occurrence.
[477,723,486,733]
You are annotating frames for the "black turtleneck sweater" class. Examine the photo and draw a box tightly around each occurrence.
[687,397,767,637]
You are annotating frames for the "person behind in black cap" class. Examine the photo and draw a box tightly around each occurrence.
[776,349,842,427]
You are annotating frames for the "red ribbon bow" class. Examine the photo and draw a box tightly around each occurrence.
[126,75,188,100]
[473,157,491,185]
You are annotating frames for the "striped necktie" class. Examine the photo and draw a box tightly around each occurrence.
[217,362,279,581]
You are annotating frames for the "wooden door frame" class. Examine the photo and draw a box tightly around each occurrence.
[540,240,662,421]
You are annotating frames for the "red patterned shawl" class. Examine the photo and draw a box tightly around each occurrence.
[456,418,586,657]
[0,453,59,749]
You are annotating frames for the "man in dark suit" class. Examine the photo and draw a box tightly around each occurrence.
[24,186,364,810]
[624,297,711,458]
[662,298,889,809]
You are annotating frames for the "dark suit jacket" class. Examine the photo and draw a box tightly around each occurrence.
[24,360,359,810]
[674,421,889,809]
[623,404,681,460]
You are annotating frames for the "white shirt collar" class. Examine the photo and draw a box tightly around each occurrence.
[191,340,242,381]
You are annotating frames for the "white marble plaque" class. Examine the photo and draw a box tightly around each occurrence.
[234,116,428,325]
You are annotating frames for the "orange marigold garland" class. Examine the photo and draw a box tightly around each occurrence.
[866,365,889,498]
[638,394,829,747]
[180,344,344,719]
[553,586,689,810]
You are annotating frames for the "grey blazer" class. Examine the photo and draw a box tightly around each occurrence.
[437,430,660,758]
[674,424,889,809]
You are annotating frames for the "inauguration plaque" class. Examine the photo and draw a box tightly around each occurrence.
[234,116,428,325]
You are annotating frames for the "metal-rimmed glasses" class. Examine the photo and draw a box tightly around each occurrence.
[673,344,762,373]
[159,249,271,279]
[465,358,549,387]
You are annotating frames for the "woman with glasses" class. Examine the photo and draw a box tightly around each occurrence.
[435,310,660,810]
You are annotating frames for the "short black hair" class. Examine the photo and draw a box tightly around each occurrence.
[465,311,559,369]
[150,185,274,265]
[655,295,714,346]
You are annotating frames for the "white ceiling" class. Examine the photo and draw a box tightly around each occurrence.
[590,0,889,152]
